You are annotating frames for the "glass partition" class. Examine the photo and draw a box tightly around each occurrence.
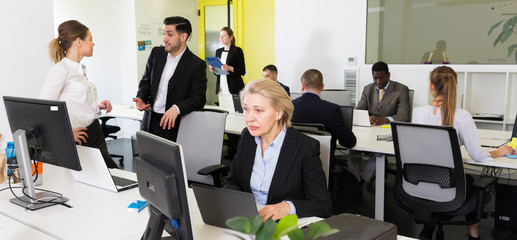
[366,0,517,64]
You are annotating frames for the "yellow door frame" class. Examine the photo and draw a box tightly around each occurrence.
[198,0,243,59]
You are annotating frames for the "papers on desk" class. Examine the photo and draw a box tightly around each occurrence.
[377,134,393,142]
[205,57,229,75]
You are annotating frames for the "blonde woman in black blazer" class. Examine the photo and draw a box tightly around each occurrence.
[209,27,245,94]
[223,79,332,221]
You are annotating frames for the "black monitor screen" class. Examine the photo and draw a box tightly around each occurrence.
[512,115,517,139]
[3,96,81,171]
[135,131,194,240]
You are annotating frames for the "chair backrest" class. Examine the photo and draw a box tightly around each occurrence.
[408,89,414,122]
[320,89,352,106]
[176,110,228,185]
[296,128,331,187]
[390,122,466,222]
[340,105,354,132]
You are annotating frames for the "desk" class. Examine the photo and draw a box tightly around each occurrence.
[464,129,515,169]
[0,165,416,239]
[351,126,394,221]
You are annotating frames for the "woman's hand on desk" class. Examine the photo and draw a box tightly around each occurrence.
[132,98,151,111]
[73,127,88,145]
[258,202,291,222]
[490,145,515,158]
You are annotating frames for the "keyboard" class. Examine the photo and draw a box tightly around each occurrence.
[112,175,137,187]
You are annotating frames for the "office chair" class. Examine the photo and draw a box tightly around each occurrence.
[391,122,495,240]
[176,109,229,187]
[99,116,124,163]
[292,123,325,132]
[293,127,332,187]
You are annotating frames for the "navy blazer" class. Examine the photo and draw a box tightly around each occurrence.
[224,127,332,218]
[214,45,245,94]
[136,47,207,136]
[292,93,357,155]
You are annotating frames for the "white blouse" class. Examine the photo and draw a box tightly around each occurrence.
[412,105,492,162]
[39,57,100,130]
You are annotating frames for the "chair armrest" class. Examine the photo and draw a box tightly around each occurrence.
[197,164,228,176]
[198,164,229,188]
[472,176,497,189]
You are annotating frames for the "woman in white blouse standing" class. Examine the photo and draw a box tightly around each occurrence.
[39,20,118,168]
[412,66,513,240]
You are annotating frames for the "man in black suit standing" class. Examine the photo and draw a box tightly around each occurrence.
[133,16,207,141]
[292,69,357,214]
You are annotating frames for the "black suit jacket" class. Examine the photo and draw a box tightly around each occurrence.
[224,127,332,218]
[292,93,357,155]
[214,45,245,94]
[136,47,207,136]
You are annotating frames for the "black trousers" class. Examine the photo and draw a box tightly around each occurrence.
[148,111,180,142]
[82,120,118,169]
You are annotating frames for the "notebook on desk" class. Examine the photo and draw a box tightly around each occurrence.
[192,183,258,229]
[71,145,138,192]
[353,109,372,127]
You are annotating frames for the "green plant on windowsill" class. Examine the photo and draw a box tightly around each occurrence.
[225,214,339,240]
[488,13,517,58]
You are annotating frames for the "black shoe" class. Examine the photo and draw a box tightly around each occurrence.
[419,225,435,240]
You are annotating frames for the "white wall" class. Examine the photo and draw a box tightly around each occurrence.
[0,0,55,148]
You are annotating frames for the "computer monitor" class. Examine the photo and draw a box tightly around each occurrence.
[512,114,517,139]
[3,96,82,210]
[135,131,194,240]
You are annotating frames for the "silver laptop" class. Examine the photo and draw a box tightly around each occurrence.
[353,109,372,127]
[70,145,138,192]
[192,183,258,229]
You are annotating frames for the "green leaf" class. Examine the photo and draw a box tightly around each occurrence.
[494,31,505,46]
[508,44,517,57]
[488,20,504,36]
[287,228,305,240]
[273,215,300,239]
[248,215,263,235]
[256,219,276,240]
[226,216,251,234]
[307,221,332,239]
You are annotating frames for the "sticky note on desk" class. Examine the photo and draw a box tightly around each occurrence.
[509,137,517,149]
[381,125,390,128]
[127,200,147,213]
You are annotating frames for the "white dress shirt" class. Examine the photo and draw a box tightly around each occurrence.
[412,105,492,162]
[39,57,100,130]
[153,48,186,114]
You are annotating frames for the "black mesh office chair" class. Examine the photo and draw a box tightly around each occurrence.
[391,122,495,240]
[99,116,124,163]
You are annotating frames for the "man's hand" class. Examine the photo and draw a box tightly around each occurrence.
[258,202,291,222]
[73,127,88,145]
[372,117,389,126]
[160,107,179,130]
[98,100,112,113]
[133,98,151,111]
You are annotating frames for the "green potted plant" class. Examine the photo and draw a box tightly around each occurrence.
[488,12,517,61]
[225,214,339,240]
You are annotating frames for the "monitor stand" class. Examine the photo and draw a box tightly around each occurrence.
[10,129,68,210]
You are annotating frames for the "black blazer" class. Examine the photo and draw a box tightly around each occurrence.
[292,93,357,155]
[136,46,207,136]
[223,127,332,218]
[214,45,245,94]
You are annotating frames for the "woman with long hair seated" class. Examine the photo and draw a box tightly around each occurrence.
[223,79,332,221]
[412,66,514,240]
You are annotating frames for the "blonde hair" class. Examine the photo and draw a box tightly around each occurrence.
[240,79,294,128]
[430,66,457,126]
[49,20,89,63]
